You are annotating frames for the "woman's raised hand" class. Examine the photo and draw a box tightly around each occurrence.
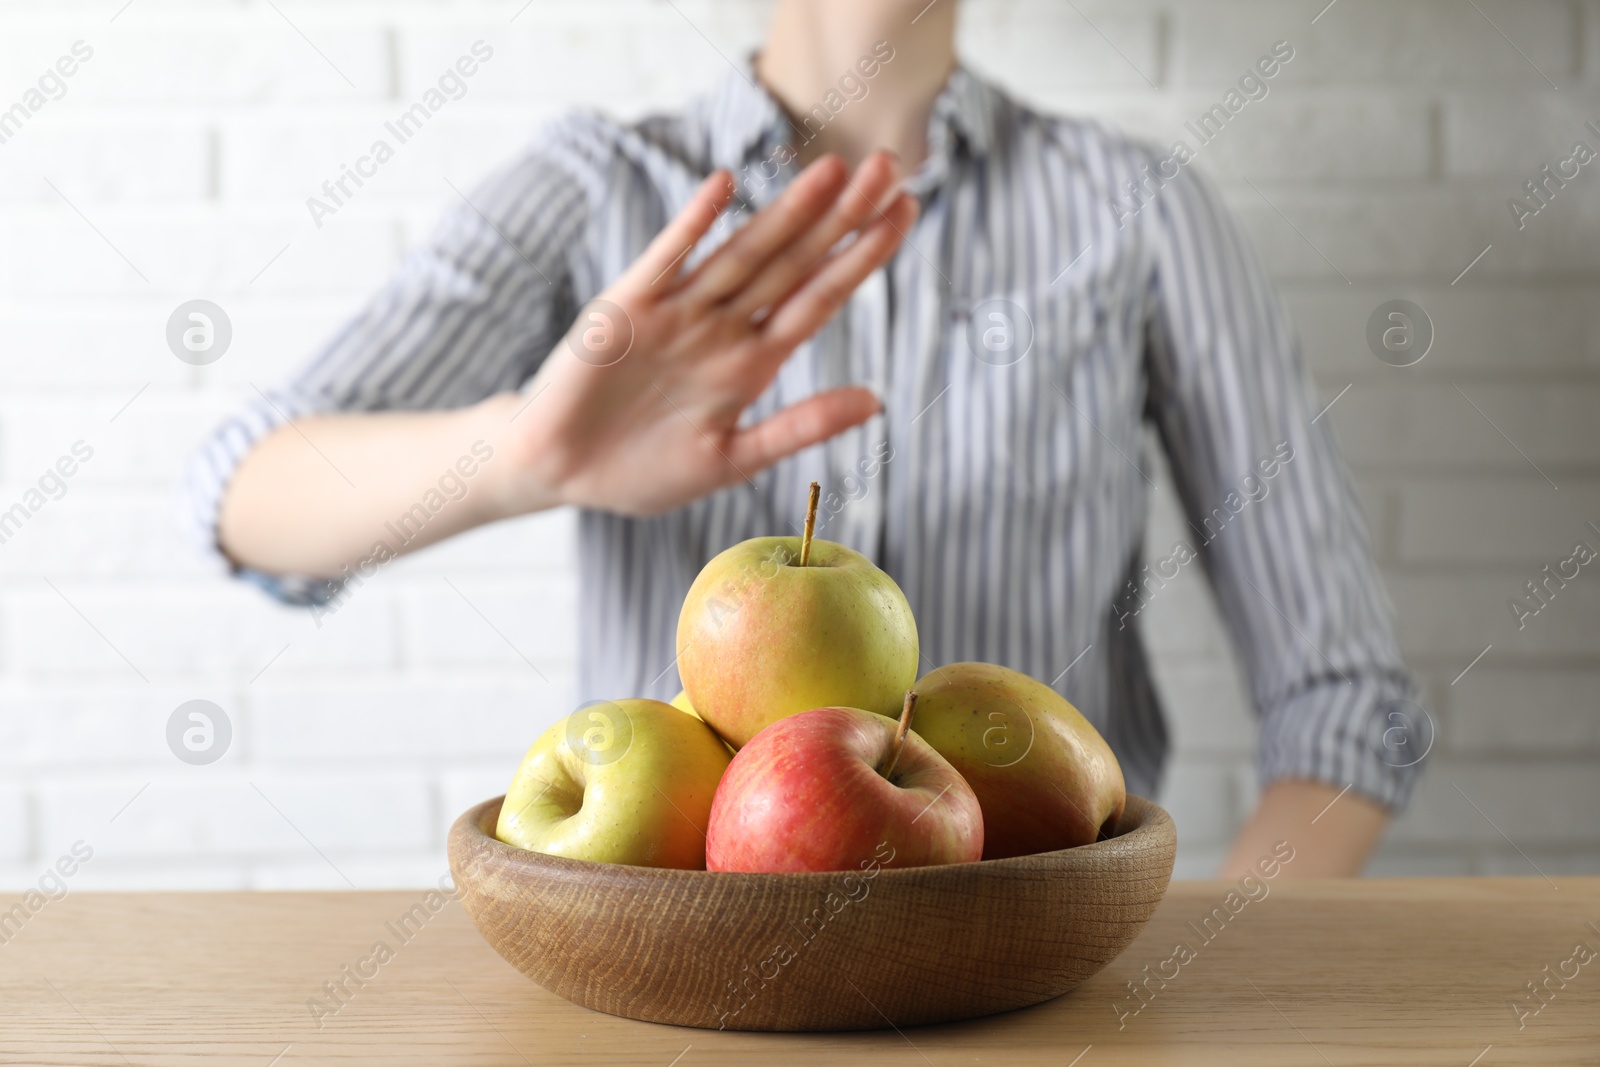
[501,150,917,517]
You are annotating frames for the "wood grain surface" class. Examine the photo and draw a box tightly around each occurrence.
[447,793,1175,1031]
[1,878,1596,1065]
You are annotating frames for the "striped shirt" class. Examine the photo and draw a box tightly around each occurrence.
[184,62,1422,809]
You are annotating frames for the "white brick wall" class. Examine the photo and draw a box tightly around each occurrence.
[0,0,1595,888]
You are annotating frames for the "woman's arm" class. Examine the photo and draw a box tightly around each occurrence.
[1221,780,1390,879]
[216,398,528,578]
[1140,154,1423,873]
[211,151,916,581]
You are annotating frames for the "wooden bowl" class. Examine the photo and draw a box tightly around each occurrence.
[448,794,1175,1032]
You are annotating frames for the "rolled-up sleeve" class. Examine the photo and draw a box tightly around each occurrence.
[1142,162,1422,811]
[181,133,593,604]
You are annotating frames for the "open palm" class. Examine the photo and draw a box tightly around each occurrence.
[507,152,917,517]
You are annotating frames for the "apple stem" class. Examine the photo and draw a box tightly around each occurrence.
[800,481,820,566]
[879,690,918,781]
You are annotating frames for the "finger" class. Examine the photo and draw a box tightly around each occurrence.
[723,152,902,321]
[674,154,851,306]
[759,193,920,352]
[620,169,736,292]
[725,386,881,474]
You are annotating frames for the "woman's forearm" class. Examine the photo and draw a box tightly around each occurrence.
[216,392,545,579]
[1220,779,1390,879]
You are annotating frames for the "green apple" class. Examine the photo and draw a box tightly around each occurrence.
[677,529,919,749]
[495,698,731,868]
[911,662,1126,859]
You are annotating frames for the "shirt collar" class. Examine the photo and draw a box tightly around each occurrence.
[927,64,999,159]
[702,61,787,173]
[699,56,1002,183]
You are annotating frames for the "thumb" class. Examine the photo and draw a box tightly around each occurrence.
[724,386,881,476]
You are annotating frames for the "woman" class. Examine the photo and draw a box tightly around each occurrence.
[186,0,1418,876]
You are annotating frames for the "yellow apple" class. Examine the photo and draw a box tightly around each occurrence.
[677,535,919,748]
[911,663,1125,859]
[495,698,731,868]
[669,689,701,719]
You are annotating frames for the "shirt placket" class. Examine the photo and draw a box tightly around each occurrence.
[880,119,959,592]
[827,268,891,563]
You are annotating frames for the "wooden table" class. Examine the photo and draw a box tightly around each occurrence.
[1,879,1596,1065]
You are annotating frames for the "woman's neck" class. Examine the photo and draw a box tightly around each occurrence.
[755,0,958,170]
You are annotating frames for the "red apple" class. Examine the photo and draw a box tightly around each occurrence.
[707,697,983,873]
